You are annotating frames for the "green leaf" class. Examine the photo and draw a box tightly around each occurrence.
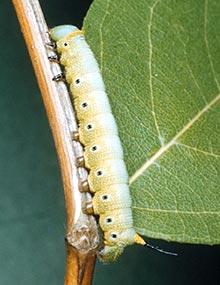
[83,0,220,244]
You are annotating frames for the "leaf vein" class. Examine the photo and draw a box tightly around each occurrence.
[177,143,220,158]
[99,0,111,71]
[204,0,220,91]
[161,164,206,211]
[129,93,220,185]
[134,227,219,244]
[132,206,220,215]
[148,0,162,144]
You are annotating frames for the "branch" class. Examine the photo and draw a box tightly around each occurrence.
[12,1,99,284]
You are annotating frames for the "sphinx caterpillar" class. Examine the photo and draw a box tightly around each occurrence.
[49,25,145,262]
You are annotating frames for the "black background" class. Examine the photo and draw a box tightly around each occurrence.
[0,1,219,284]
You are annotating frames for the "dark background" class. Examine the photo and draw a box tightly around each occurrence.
[0,1,219,284]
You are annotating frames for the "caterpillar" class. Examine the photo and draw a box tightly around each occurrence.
[49,25,146,262]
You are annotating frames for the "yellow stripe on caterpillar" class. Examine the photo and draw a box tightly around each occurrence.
[65,29,84,40]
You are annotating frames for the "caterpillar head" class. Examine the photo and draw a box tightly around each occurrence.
[50,25,83,54]
[99,229,145,262]
[50,25,78,41]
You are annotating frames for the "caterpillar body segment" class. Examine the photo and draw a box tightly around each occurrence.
[88,159,128,193]
[92,184,132,215]
[104,228,138,247]
[70,73,105,99]
[99,208,134,232]
[74,91,112,122]
[78,113,119,145]
[65,57,99,83]
[50,25,145,262]
[84,135,124,169]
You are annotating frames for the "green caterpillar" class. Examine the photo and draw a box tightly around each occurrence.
[50,25,146,262]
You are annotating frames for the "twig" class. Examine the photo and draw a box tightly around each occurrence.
[11,0,99,284]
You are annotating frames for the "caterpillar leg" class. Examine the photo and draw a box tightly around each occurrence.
[45,41,56,48]
[71,131,80,141]
[84,200,94,215]
[80,180,90,193]
[76,156,85,167]
[48,54,59,62]
[52,73,65,81]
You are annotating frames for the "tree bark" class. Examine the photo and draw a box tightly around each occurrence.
[12,0,99,284]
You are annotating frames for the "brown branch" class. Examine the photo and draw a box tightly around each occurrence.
[11,0,99,284]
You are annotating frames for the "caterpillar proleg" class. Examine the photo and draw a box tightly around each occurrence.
[50,25,145,262]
